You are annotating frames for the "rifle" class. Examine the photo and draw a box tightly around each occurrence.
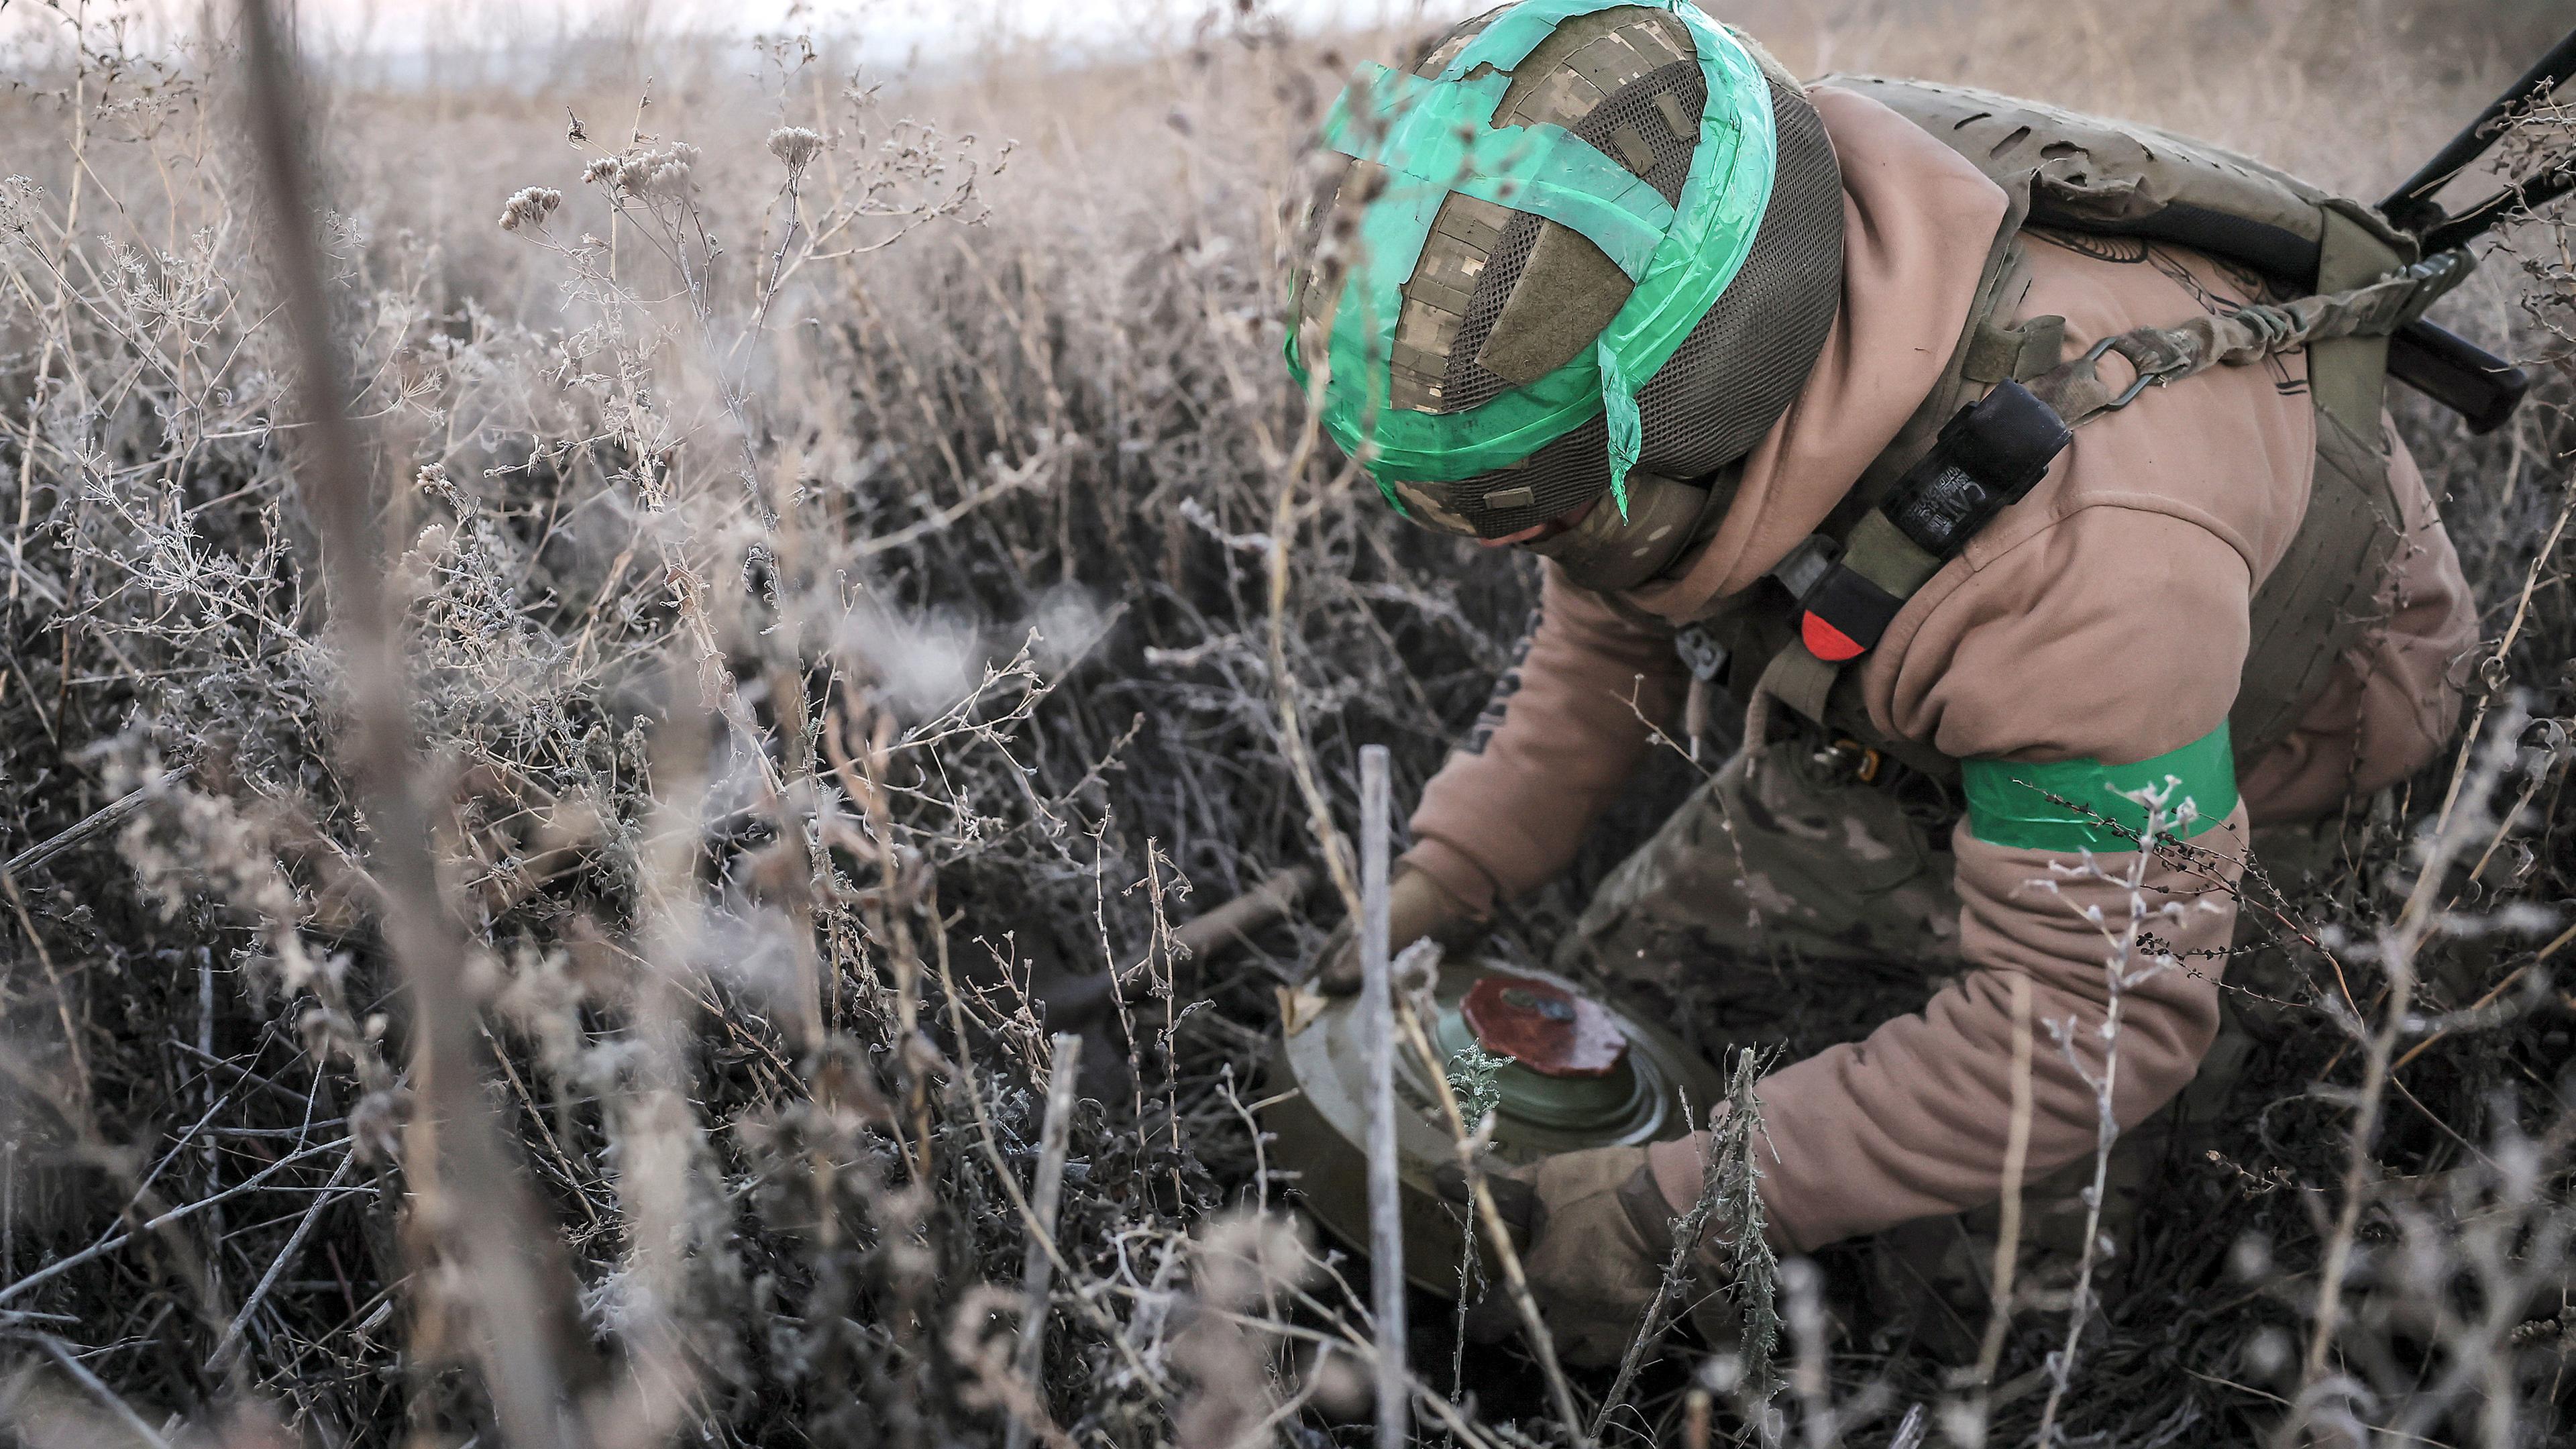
[2377,25,2576,433]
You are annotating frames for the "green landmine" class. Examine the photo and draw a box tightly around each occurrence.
[1264,957,1726,1296]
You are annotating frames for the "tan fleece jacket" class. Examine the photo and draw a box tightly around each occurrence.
[1401,85,2478,1251]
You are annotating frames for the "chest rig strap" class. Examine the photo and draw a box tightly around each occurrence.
[1782,377,2071,662]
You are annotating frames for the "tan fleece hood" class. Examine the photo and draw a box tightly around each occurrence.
[1626,85,2010,619]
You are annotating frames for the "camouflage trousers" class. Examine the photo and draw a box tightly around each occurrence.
[1552,731,2245,1360]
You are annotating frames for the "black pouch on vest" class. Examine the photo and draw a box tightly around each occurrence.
[1878,379,2072,558]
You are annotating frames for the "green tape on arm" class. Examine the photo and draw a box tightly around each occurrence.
[1962,724,2240,854]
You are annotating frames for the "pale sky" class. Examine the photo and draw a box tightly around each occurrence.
[7,0,1473,65]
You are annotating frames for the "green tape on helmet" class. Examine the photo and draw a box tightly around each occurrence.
[1962,724,2241,854]
[1320,66,1676,280]
[1285,0,1778,498]
[1597,337,1641,519]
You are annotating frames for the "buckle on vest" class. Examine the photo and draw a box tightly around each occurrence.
[1829,738,1885,784]
[1673,624,1729,683]
[2083,334,2193,410]
[1770,534,1839,599]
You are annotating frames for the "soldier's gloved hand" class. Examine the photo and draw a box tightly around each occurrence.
[1309,866,1479,996]
[1433,1144,1686,1370]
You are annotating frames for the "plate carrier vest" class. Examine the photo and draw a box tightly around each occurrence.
[1679,76,2475,783]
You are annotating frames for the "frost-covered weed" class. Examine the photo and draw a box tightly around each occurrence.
[0,4,2570,1448]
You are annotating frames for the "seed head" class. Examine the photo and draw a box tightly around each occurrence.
[497,186,564,233]
[767,126,824,172]
[582,156,620,186]
[0,175,43,237]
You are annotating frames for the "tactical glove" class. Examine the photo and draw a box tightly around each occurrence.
[1309,866,1479,996]
[1435,1144,1691,1370]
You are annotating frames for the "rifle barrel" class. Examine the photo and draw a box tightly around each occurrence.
[2381,24,2576,232]
[2420,156,2576,256]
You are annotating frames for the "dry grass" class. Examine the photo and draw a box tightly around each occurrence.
[0,1,2570,1445]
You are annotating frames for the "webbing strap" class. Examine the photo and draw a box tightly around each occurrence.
[1960,313,2067,385]
[2031,252,2471,427]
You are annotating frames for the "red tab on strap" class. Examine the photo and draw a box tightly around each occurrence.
[1801,611,1866,662]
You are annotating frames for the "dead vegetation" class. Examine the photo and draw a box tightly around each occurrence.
[0,0,2571,1445]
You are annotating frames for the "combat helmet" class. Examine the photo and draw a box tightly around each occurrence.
[1286,0,1843,592]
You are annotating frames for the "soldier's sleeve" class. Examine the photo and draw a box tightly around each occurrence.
[1660,507,2248,1250]
[1403,562,1688,916]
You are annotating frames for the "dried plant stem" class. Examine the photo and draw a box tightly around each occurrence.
[1266,474,1358,920]
[1358,745,1407,1449]
[1590,1083,1720,1440]
[35,1332,170,1449]
[9,23,83,612]
[2435,478,2571,828]
[1392,1000,1587,1441]
[1785,1258,1833,1446]
[201,1148,358,1374]
[934,927,1171,1397]
[2294,943,2422,1401]
[2296,718,2513,1407]
[2388,919,2576,1075]
[1005,1032,1085,1449]
[235,6,588,1442]
[2,869,89,1110]
[1684,1386,1712,1449]
[0,1133,342,1309]
[2034,833,2168,1446]
[1972,972,2036,1389]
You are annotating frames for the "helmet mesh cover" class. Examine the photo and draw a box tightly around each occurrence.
[1438,65,1845,537]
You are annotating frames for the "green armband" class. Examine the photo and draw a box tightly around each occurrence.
[1962,724,2239,853]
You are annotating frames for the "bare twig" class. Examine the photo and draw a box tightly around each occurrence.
[1358,744,1407,1449]
[1591,1083,1721,1439]
[1005,1033,1085,1449]
[1,781,155,879]
[201,1148,359,1374]
[1393,1000,1588,1440]
[2294,709,2526,1413]
[33,1334,170,1449]
[0,1136,347,1309]
[1973,972,2037,1390]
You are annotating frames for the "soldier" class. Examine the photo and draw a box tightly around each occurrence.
[1287,0,2478,1363]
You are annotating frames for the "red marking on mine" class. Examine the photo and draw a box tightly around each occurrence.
[1461,975,1629,1078]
